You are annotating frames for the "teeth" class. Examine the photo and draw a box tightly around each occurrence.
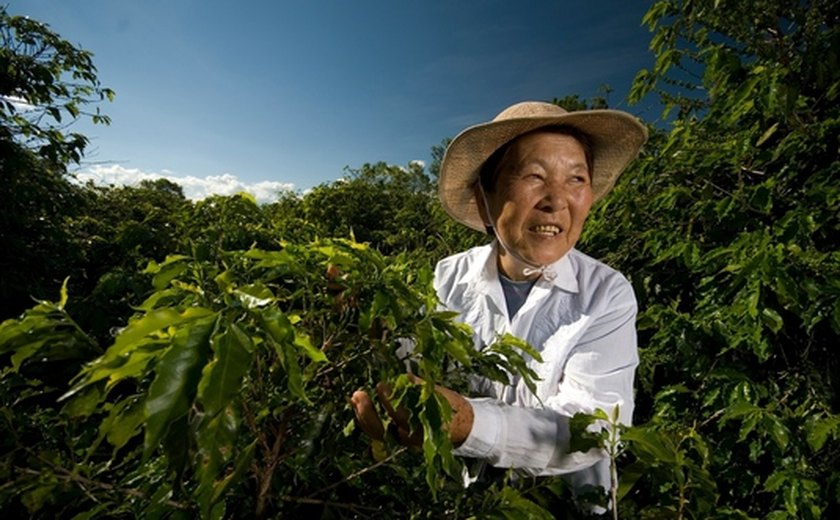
[533,225,560,235]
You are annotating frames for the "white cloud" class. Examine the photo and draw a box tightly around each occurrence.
[75,164,294,205]
[1,95,36,112]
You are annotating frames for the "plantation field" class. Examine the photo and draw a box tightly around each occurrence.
[2,2,839,518]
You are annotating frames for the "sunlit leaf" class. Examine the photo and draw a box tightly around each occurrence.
[293,333,327,363]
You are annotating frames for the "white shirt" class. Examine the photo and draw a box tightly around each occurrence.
[434,242,638,490]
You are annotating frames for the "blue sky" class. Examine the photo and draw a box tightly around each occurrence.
[10,1,658,201]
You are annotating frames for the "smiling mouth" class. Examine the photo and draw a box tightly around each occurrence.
[532,224,561,236]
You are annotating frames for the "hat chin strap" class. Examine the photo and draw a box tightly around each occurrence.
[478,186,557,282]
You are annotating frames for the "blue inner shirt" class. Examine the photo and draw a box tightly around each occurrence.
[498,273,538,318]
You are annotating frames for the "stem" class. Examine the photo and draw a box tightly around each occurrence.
[255,415,289,519]
[16,466,189,510]
[306,446,407,498]
[609,426,619,520]
[280,495,381,514]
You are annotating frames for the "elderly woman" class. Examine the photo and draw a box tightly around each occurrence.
[352,101,647,503]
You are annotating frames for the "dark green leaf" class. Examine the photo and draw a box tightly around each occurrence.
[144,314,216,458]
[198,325,253,417]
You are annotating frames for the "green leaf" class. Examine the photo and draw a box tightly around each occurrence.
[568,412,607,453]
[58,276,70,309]
[233,283,275,309]
[144,314,217,458]
[493,486,555,520]
[152,261,189,290]
[99,307,215,366]
[143,254,191,274]
[806,414,840,451]
[10,339,47,371]
[198,325,253,417]
[722,401,761,419]
[761,307,784,334]
[622,426,676,464]
[106,397,146,449]
[244,248,294,268]
[258,308,294,345]
[68,504,109,520]
[764,416,790,450]
[281,339,310,404]
[294,333,327,363]
[61,383,105,418]
[22,482,56,514]
[47,106,62,122]
[765,470,787,492]
[99,342,166,390]
[443,338,471,366]
[135,288,181,311]
[210,439,257,505]
[756,122,779,146]
[196,404,239,515]
[342,417,356,437]
[617,460,645,502]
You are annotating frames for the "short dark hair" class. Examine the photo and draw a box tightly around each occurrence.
[478,125,594,193]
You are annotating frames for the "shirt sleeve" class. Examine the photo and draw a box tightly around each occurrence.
[453,280,638,475]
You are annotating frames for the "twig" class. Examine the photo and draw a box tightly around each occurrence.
[255,413,290,518]
[697,408,725,430]
[280,495,381,513]
[306,446,408,498]
[16,466,189,510]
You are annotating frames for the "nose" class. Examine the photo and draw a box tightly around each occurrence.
[536,180,568,212]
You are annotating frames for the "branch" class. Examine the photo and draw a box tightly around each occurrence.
[279,495,381,514]
[16,465,189,510]
[306,446,407,498]
[255,413,290,518]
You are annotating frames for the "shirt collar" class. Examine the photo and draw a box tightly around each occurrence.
[466,241,579,294]
[542,250,579,293]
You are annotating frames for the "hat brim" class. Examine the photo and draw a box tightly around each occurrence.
[438,109,647,232]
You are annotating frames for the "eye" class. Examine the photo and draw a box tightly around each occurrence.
[569,171,590,184]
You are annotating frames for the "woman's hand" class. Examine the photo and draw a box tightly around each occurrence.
[350,375,474,448]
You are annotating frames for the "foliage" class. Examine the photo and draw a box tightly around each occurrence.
[580,0,840,517]
[0,5,114,165]
[3,0,840,518]
[1,4,114,322]
[64,180,190,342]
[0,143,89,319]
[1,239,555,518]
[299,161,484,263]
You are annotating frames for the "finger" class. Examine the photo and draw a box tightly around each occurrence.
[376,382,424,447]
[395,426,424,448]
[351,390,385,441]
[375,382,410,427]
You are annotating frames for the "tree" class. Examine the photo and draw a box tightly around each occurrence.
[0,5,115,320]
[0,238,553,518]
[580,0,840,516]
[302,162,444,260]
[65,181,190,342]
[0,143,87,319]
[4,2,839,517]
[0,6,114,166]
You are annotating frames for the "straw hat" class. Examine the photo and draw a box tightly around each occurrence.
[438,101,648,231]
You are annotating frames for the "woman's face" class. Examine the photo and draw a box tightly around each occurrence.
[478,131,594,280]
